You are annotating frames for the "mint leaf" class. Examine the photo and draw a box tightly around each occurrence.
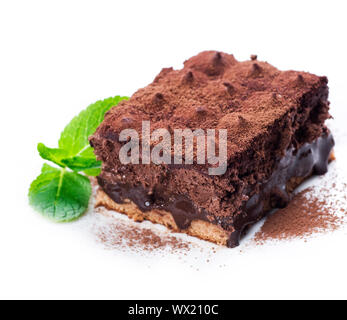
[29,164,91,222]
[38,143,101,173]
[59,96,128,158]
[37,143,70,168]
[61,156,101,172]
[82,168,102,177]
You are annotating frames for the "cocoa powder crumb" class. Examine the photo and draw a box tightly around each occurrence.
[254,186,346,244]
[93,208,192,254]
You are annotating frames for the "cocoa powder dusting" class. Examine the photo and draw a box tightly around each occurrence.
[254,185,346,244]
[93,208,192,254]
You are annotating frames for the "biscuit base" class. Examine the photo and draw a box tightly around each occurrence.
[95,189,231,245]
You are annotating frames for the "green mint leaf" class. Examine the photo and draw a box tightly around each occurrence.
[29,164,91,222]
[37,143,70,168]
[59,96,128,158]
[38,143,101,173]
[82,168,101,177]
[61,156,101,172]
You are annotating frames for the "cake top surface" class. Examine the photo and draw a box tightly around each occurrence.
[95,51,327,159]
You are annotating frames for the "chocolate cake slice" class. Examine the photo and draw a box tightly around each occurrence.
[90,51,334,247]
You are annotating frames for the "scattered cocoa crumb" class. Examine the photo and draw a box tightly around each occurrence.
[254,187,346,244]
[93,208,191,254]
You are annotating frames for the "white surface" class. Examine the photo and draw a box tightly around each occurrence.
[0,0,346,300]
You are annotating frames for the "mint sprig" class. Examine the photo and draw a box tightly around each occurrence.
[29,96,128,221]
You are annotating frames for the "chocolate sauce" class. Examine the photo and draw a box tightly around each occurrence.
[228,133,334,247]
[97,178,209,230]
[98,134,334,248]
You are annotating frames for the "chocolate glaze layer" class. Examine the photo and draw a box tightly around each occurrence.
[97,178,210,230]
[228,133,334,247]
[97,133,334,248]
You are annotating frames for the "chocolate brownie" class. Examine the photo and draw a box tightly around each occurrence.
[90,51,334,247]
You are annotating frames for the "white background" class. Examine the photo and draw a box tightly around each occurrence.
[0,0,346,300]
